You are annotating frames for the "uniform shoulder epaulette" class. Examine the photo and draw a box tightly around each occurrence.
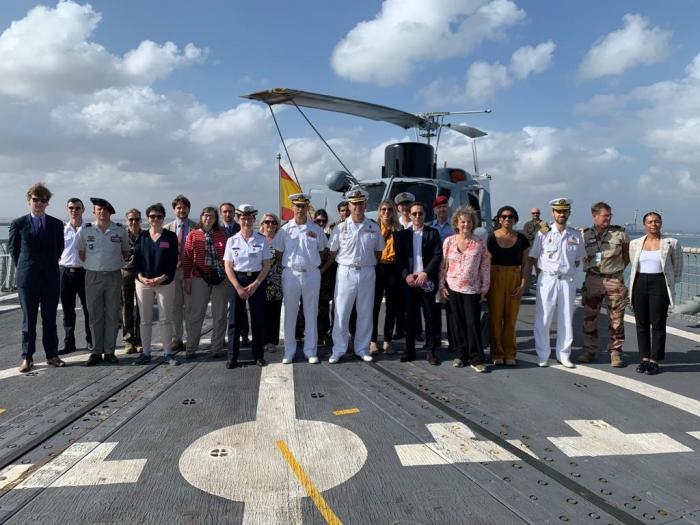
[84,222,92,227]
[583,226,594,233]
[115,222,123,228]
[368,218,379,226]
[609,224,625,231]
[539,223,550,234]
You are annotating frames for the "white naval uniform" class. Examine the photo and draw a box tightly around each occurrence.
[272,219,328,359]
[530,225,585,363]
[329,217,385,358]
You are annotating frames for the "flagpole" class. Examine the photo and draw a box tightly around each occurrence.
[277,153,282,220]
[268,105,303,190]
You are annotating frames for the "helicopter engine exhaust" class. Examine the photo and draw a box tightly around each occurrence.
[382,142,435,179]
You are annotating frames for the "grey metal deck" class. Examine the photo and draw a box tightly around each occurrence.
[0,296,699,524]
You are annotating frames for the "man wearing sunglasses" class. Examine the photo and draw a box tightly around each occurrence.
[10,183,66,373]
[395,201,443,364]
[121,209,143,354]
[57,198,92,355]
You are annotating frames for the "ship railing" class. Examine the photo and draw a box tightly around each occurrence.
[675,247,700,325]
[0,241,15,292]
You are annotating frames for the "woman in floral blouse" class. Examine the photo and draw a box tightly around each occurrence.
[440,206,491,372]
[260,213,282,352]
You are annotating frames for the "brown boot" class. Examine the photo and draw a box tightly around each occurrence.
[18,359,33,373]
[426,351,439,365]
[610,351,624,368]
[47,357,66,367]
[577,350,597,363]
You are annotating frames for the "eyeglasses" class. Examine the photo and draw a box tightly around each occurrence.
[31,197,48,204]
[410,211,424,217]
[262,220,278,225]
[500,215,515,220]
[128,218,142,222]
[148,215,163,220]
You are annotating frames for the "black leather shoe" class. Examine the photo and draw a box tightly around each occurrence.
[59,344,76,355]
[103,354,119,364]
[256,358,267,367]
[399,352,416,363]
[426,351,439,366]
[226,360,238,369]
[644,362,660,375]
[84,354,102,367]
[240,336,251,347]
[635,361,648,373]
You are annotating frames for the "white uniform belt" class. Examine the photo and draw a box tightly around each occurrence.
[542,270,573,280]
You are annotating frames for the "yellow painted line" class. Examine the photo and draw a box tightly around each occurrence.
[276,440,343,525]
[332,408,360,416]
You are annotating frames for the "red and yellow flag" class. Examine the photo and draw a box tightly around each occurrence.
[279,165,302,221]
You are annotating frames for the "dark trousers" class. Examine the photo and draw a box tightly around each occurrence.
[432,300,455,348]
[632,273,670,361]
[227,272,265,363]
[19,280,59,360]
[448,289,485,365]
[121,269,140,345]
[264,298,282,345]
[372,263,400,342]
[404,285,435,355]
[60,266,91,347]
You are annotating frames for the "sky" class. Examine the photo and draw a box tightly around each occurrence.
[0,0,698,230]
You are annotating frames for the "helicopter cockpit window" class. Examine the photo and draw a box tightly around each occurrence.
[364,182,386,211]
[390,181,438,222]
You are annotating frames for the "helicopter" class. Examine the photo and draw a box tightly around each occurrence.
[241,88,492,225]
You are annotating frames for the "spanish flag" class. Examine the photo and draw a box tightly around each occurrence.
[279,165,302,221]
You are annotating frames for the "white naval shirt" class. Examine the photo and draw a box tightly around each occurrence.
[530,225,585,277]
[412,227,424,273]
[78,222,130,272]
[272,218,328,270]
[224,231,272,272]
[59,222,84,268]
[329,217,385,267]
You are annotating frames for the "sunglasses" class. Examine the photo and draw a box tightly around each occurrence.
[410,211,424,217]
[500,215,515,220]
[128,217,142,222]
[31,197,48,204]
[262,220,278,225]
[148,214,163,220]
[314,219,327,224]
[380,208,393,213]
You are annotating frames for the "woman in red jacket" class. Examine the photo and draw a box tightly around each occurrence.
[182,207,228,358]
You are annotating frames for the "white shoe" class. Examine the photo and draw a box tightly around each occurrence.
[538,359,550,367]
[558,358,575,368]
[328,356,339,364]
[282,357,292,365]
[308,356,319,364]
[361,354,373,363]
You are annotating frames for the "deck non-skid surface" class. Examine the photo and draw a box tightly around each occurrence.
[0,301,699,524]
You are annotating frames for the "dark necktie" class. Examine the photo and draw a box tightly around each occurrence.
[37,217,44,237]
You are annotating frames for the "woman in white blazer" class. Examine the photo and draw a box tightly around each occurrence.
[628,212,683,375]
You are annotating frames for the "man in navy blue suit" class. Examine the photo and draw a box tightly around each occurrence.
[9,182,66,373]
[395,201,443,365]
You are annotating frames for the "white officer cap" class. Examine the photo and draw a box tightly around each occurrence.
[549,198,572,211]
[235,203,258,216]
[289,192,311,205]
[394,192,416,205]
[345,188,369,203]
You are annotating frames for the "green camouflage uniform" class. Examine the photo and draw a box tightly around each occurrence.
[581,225,630,356]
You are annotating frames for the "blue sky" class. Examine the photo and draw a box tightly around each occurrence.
[1,0,698,229]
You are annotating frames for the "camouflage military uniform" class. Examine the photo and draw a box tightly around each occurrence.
[121,230,142,352]
[521,219,541,244]
[580,225,630,362]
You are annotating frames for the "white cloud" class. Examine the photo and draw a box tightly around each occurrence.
[421,40,555,103]
[577,14,671,82]
[330,0,525,86]
[0,1,205,99]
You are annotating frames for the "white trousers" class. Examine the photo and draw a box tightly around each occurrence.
[534,273,576,362]
[187,277,228,353]
[135,280,175,356]
[332,265,375,358]
[282,268,321,359]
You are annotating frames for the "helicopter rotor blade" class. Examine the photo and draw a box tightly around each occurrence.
[445,123,488,138]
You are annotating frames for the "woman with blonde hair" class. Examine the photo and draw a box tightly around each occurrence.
[371,199,402,355]
[260,212,282,352]
[440,206,490,372]
[629,212,683,375]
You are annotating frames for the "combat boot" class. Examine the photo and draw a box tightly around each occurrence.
[577,350,597,363]
[610,351,624,368]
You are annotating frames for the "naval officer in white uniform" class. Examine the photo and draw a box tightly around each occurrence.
[272,192,328,364]
[529,198,585,368]
[328,188,385,363]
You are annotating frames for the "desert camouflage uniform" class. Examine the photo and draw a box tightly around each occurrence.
[581,225,630,358]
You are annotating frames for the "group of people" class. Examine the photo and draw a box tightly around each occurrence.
[10,182,683,376]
